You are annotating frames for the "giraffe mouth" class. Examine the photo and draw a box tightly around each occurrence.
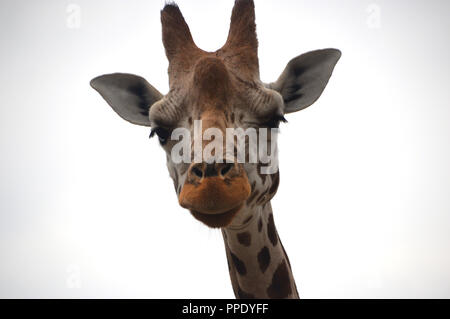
[190,204,243,228]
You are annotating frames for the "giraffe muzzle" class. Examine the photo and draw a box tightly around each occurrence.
[178,161,251,227]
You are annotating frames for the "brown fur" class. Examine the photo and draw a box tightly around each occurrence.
[192,57,232,103]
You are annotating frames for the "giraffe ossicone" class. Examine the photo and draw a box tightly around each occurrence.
[90,0,340,299]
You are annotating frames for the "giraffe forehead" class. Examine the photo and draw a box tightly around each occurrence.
[186,56,242,119]
[150,59,281,128]
[192,57,231,97]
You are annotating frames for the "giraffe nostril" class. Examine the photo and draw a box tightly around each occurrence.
[221,163,234,176]
[192,166,203,178]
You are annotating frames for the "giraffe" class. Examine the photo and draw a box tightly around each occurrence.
[90,0,340,299]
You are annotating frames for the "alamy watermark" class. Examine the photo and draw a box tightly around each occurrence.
[66,264,82,289]
[164,120,279,174]
[66,4,81,29]
[366,3,381,29]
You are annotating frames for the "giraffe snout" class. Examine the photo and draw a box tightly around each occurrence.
[189,162,235,180]
[178,161,251,228]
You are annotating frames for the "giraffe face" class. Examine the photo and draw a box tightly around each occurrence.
[90,1,340,228]
[148,56,285,228]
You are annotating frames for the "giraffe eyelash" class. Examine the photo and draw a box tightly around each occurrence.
[264,114,287,128]
[150,127,170,145]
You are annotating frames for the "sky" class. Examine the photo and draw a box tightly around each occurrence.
[0,0,449,298]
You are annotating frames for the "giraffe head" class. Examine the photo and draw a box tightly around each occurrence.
[91,0,340,228]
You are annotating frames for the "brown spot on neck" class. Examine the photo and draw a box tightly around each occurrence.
[258,217,263,232]
[237,232,252,247]
[267,213,278,246]
[230,251,247,276]
[267,259,292,299]
[268,171,280,195]
[257,246,271,273]
[237,285,255,299]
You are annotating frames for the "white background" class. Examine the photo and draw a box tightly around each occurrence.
[0,0,449,298]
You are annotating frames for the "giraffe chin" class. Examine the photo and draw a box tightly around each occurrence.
[190,204,243,228]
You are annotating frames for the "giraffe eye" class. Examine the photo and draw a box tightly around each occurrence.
[150,127,170,145]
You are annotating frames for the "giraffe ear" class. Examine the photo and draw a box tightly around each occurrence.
[267,49,341,114]
[90,73,163,127]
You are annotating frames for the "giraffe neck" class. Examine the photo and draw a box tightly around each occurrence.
[222,202,299,299]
